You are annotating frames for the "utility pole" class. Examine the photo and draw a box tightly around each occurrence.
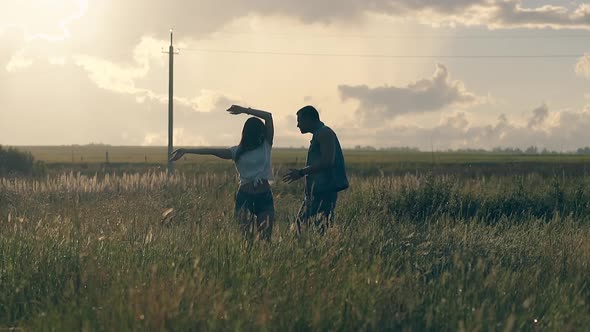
[164,29,179,174]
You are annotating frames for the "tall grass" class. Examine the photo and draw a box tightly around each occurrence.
[1,170,589,330]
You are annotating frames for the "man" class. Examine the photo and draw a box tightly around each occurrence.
[283,105,349,235]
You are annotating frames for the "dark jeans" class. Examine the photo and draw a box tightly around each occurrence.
[296,191,338,235]
[235,190,274,240]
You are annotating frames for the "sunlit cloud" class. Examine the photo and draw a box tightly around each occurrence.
[3,0,590,147]
[73,36,242,113]
[142,128,209,146]
[0,0,88,42]
[575,55,590,78]
[5,50,34,72]
[73,36,165,90]
[27,0,89,42]
[339,64,483,126]
[335,103,590,150]
[489,2,590,30]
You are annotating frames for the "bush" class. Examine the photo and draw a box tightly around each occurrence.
[0,145,46,177]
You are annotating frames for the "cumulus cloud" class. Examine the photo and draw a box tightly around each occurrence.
[72,36,241,112]
[0,0,580,66]
[5,1,590,63]
[489,2,590,29]
[0,0,88,42]
[65,0,590,55]
[0,28,26,67]
[527,103,549,128]
[339,64,481,125]
[576,55,590,78]
[4,0,590,148]
[72,36,166,92]
[0,59,247,146]
[142,128,209,146]
[5,50,34,72]
[335,104,590,150]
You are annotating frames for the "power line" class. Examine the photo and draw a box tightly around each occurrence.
[211,31,590,40]
[179,48,586,59]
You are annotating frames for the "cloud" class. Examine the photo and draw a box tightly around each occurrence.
[6,1,590,63]
[489,2,590,29]
[5,50,34,72]
[4,0,590,149]
[3,1,589,125]
[387,1,590,30]
[142,128,209,146]
[0,28,26,67]
[3,0,578,66]
[72,36,165,93]
[338,64,481,125]
[576,55,590,78]
[527,103,549,128]
[0,59,247,146]
[0,0,88,42]
[335,104,590,150]
[72,36,241,112]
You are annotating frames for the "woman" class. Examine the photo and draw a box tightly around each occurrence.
[169,105,274,240]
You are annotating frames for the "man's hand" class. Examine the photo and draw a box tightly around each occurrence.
[282,169,304,184]
[169,148,186,162]
[227,105,249,115]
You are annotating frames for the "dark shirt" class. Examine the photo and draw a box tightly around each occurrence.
[305,122,349,196]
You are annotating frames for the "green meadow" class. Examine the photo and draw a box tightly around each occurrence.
[1,146,589,330]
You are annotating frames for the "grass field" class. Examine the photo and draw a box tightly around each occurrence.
[17,145,590,165]
[17,145,590,179]
[1,147,590,330]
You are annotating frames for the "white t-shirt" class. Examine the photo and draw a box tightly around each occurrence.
[229,140,273,186]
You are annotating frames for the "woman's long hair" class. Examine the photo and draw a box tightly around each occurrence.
[235,117,266,161]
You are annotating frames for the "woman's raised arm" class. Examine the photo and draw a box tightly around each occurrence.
[227,105,274,145]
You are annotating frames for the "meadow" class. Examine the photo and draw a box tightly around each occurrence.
[1,147,590,331]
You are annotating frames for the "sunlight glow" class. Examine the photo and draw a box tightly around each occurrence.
[1,0,89,42]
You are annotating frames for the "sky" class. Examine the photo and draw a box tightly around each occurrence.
[2,0,590,150]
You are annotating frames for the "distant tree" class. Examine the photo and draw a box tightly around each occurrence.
[489,147,525,154]
[379,146,420,152]
[353,145,377,151]
[0,146,45,177]
[525,146,539,154]
[455,148,487,153]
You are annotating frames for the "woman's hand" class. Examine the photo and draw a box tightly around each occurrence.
[169,148,186,161]
[227,105,249,115]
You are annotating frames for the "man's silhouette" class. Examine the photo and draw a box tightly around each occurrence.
[283,105,349,235]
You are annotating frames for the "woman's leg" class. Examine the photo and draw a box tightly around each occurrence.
[256,211,274,241]
[253,190,275,240]
[235,191,255,238]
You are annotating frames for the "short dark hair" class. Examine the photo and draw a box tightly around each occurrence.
[297,105,320,121]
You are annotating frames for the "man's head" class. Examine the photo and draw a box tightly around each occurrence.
[296,105,321,134]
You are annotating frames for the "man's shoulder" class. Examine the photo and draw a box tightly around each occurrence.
[317,125,336,138]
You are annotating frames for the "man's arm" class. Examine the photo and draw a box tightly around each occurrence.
[282,128,336,183]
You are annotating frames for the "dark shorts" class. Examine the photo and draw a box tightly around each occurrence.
[235,190,275,239]
[296,191,338,235]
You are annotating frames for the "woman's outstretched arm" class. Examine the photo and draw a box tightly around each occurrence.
[169,148,232,161]
[227,105,274,145]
